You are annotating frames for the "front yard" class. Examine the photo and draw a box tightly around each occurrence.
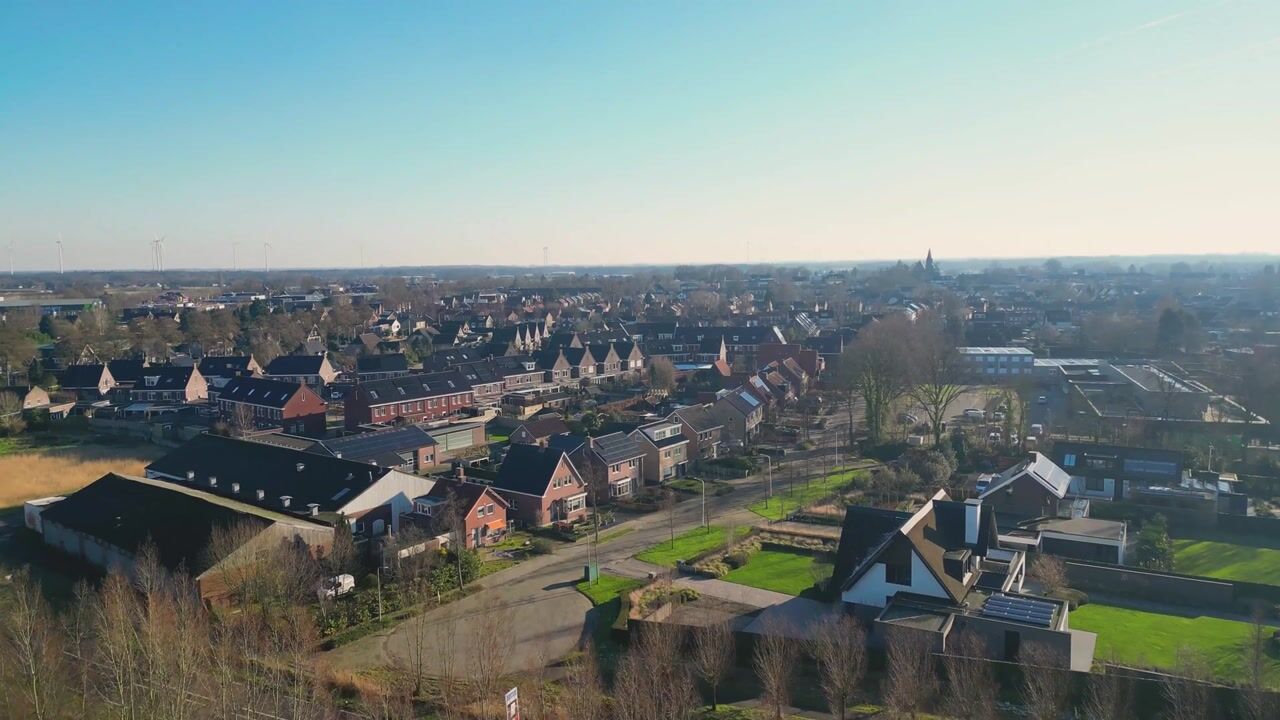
[1071,603,1280,687]
[722,548,832,596]
[635,526,753,567]
[575,573,644,669]
[748,468,866,521]
[1173,539,1280,586]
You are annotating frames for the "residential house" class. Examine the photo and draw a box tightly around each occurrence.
[264,354,339,388]
[667,404,724,464]
[632,419,690,484]
[357,354,410,381]
[60,364,115,401]
[343,371,474,430]
[1,385,50,410]
[405,476,510,548]
[548,431,645,503]
[39,472,332,606]
[486,443,588,526]
[107,359,149,393]
[306,425,438,471]
[833,490,1094,670]
[711,386,765,446]
[978,452,1075,520]
[217,376,328,436]
[198,355,263,382]
[130,365,208,404]
[1049,441,1184,502]
[145,434,437,537]
[510,417,571,447]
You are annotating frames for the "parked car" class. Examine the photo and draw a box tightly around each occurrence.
[318,574,355,600]
[1030,423,1044,436]
[898,412,919,425]
[963,408,985,421]
[1037,395,1048,405]
[992,411,1006,421]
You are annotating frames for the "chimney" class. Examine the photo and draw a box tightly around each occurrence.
[455,465,466,482]
[256,489,265,501]
[186,470,195,481]
[306,503,320,516]
[964,498,981,546]
[280,496,292,509]
[231,482,240,494]
[208,475,217,488]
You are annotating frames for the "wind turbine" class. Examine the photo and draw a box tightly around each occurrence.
[263,242,271,272]
[56,235,64,274]
[7,241,13,276]
[232,242,240,271]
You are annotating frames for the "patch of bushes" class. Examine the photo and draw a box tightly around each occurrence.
[529,537,557,555]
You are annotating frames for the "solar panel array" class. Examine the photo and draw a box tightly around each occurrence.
[980,594,1056,628]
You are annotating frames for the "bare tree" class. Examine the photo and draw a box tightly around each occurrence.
[614,624,696,720]
[473,596,515,718]
[882,627,938,719]
[941,631,998,720]
[808,614,868,720]
[753,619,799,720]
[1021,642,1071,720]
[1162,648,1212,720]
[1240,604,1275,720]
[907,317,967,446]
[559,644,606,720]
[1,569,64,720]
[692,620,735,710]
[1029,554,1068,595]
[837,315,915,446]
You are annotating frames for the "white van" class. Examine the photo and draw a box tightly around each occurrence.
[963,408,986,421]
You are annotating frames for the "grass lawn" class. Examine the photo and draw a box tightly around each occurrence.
[748,468,866,521]
[1071,603,1280,687]
[1173,539,1280,586]
[723,548,832,596]
[575,573,644,670]
[635,526,752,567]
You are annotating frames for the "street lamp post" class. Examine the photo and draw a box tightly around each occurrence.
[698,477,707,528]
[762,455,774,506]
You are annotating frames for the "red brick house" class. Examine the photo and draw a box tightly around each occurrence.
[218,376,328,436]
[344,371,474,430]
[488,444,588,527]
[409,476,509,548]
[549,432,645,503]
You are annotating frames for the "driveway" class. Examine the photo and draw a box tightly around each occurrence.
[324,421,858,676]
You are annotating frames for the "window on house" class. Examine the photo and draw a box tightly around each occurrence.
[1086,476,1105,492]
[485,503,495,515]
[885,559,912,585]
[1062,453,1076,467]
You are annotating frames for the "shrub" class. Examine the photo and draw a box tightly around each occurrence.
[530,537,557,555]
[725,551,751,569]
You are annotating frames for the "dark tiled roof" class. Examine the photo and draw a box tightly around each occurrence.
[266,355,328,375]
[357,354,409,373]
[491,444,578,497]
[147,434,392,514]
[135,366,198,391]
[307,426,436,467]
[61,364,110,389]
[39,473,277,575]
[670,405,723,433]
[108,359,148,383]
[516,417,570,439]
[356,371,471,405]
[425,478,509,510]
[831,505,914,590]
[546,433,587,456]
[218,376,310,409]
[198,356,256,378]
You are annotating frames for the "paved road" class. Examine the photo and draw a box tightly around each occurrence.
[324,442,865,676]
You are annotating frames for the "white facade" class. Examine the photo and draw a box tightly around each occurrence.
[841,548,949,609]
[343,469,437,533]
[958,347,1035,379]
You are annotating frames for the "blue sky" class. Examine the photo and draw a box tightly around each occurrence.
[3,1,1279,270]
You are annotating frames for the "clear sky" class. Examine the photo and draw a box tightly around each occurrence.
[3,1,1279,271]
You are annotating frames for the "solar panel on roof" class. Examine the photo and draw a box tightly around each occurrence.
[980,594,1056,628]
[740,392,760,407]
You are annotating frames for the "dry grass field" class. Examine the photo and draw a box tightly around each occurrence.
[0,442,167,509]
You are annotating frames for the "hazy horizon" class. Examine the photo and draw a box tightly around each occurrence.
[4,1,1279,271]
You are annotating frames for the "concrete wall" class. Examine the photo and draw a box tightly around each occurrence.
[1063,560,1235,609]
